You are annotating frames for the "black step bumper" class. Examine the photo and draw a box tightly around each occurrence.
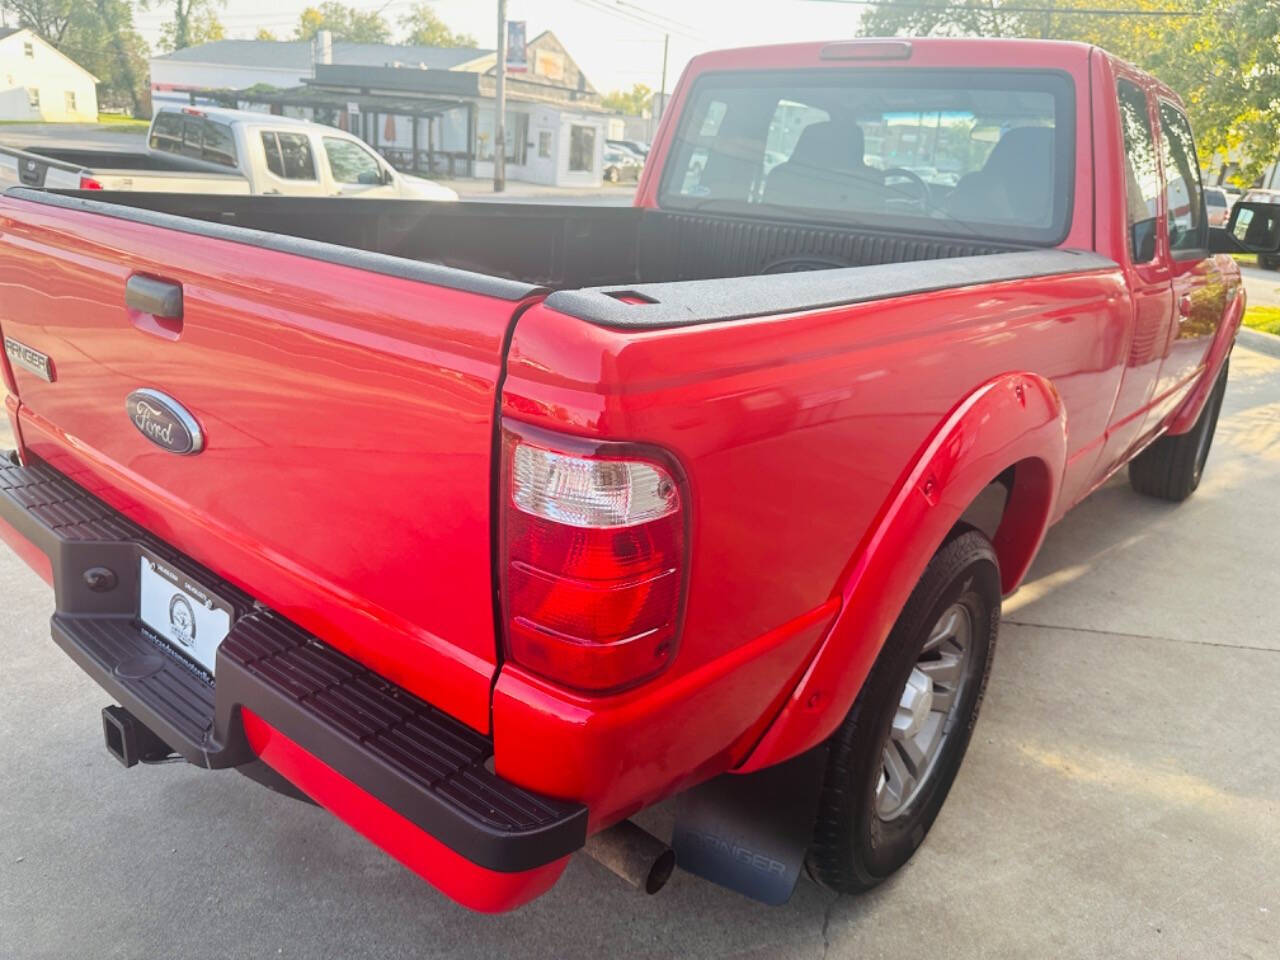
[0,454,587,873]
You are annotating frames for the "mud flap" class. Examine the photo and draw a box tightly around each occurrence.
[672,745,828,905]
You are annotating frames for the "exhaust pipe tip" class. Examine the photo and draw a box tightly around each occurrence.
[583,819,675,895]
[645,846,677,895]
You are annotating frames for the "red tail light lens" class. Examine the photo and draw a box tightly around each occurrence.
[500,425,688,693]
[78,176,104,190]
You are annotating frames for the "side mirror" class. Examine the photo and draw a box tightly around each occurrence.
[1225,201,1280,253]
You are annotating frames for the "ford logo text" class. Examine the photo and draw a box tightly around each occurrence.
[125,389,204,455]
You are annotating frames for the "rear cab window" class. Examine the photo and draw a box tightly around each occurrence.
[659,69,1076,246]
[150,111,239,169]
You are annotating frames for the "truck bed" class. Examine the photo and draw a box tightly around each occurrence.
[38,189,1033,293]
[0,148,248,194]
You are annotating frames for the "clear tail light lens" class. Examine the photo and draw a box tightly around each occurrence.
[500,426,688,693]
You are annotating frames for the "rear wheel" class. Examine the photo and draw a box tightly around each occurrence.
[1128,361,1228,502]
[807,529,1000,894]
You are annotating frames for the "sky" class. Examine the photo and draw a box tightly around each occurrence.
[131,0,867,96]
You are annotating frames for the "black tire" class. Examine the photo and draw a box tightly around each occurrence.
[807,528,1001,894]
[1260,254,1279,271]
[1128,361,1229,502]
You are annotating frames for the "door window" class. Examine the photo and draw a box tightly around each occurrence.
[323,137,384,184]
[569,125,595,172]
[1159,103,1206,254]
[261,131,316,180]
[1116,79,1160,263]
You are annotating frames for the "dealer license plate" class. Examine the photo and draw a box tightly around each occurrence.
[138,552,233,675]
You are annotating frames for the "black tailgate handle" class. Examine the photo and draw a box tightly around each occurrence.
[126,275,183,319]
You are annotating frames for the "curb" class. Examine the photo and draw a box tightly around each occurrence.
[1238,327,1280,360]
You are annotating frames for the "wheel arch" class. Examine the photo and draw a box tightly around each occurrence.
[737,372,1066,773]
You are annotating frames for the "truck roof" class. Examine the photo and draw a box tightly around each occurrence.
[155,104,319,128]
[679,36,1184,110]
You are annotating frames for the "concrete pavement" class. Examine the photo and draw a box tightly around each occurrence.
[1239,263,1280,308]
[1,348,1278,959]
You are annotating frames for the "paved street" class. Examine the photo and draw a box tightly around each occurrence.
[1239,263,1280,308]
[2,346,1278,959]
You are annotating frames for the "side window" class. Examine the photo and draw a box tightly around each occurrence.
[261,131,316,180]
[1159,103,1206,254]
[1116,79,1160,263]
[323,137,383,184]
[261,131,284,177]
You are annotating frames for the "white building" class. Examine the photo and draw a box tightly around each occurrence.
[151,32,609,188]
[0,28,98,122]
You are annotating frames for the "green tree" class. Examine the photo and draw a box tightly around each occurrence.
[295,2,391,43]
[602,83,652,116]
[255,27,277,40]
[141,0,224,52]
[858,0,1278,184]
[398,2,476,47]
[157,5,224,52]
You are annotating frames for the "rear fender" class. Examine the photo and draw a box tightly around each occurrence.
[738,372,1066,773]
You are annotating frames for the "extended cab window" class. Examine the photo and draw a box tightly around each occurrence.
[323,137,384,184]
[1159,103,1206,254]
[1116,78,1160,262]
[660,69,1075,245]
[261,131,316,180]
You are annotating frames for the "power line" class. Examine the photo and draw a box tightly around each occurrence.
[805,0,1200,15]
[569,0,701,38]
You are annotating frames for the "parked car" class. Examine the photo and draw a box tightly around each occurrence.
[603,146,642,182]
[0,37,1247,914]
[0,105,457,200]
[607,137,650,157]
[1205,186,1231,227]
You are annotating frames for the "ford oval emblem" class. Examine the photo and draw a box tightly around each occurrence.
[125,389,205,455]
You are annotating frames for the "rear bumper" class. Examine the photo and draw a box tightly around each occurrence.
[0,454,586,910]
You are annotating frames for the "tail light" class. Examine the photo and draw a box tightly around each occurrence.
[500,424,689,693]
[78,176,103,190]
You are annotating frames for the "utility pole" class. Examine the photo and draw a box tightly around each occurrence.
[494,0,507,193]
[657,33,669,137]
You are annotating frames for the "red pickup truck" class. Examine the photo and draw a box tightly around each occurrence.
[0,38,1260,912]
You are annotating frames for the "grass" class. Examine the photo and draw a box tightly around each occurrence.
[96,115,150,132]
[1232,252,1258,267]
[0,117,148,132]
[1243,304,1280,336]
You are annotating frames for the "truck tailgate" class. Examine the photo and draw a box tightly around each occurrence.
[0,192,542,732]
[89,172,252,194]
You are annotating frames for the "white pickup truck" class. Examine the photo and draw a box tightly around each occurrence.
[0,105,457,200]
